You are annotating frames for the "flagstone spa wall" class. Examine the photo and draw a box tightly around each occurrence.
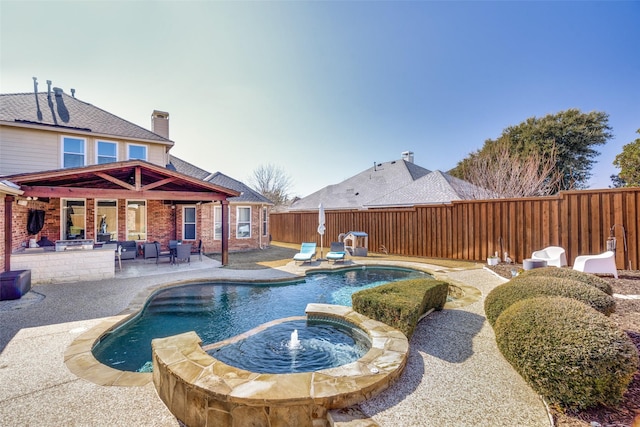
[152,304,409,427]
[10,246,115,284]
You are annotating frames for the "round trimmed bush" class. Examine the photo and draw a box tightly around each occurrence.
[484,275,615,326]
[519,267,612,295]
[494,297,638,409]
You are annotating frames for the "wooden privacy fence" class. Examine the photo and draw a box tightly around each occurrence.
[270,188,640,270]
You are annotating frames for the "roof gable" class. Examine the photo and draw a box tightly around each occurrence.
[5,160,239,201]
[364,170,478,207]
[0,92,171,144]
[289,159,431,210]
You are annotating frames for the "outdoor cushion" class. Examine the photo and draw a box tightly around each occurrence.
[326,242,346,263]
[293,242,316,264]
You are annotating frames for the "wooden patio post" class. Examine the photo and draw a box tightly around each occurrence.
[4,196,14,272]
[221,200,229,266]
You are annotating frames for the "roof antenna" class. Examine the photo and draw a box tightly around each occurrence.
[33,77,43,121]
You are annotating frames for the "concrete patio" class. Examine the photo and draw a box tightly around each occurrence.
[0,255,551,426]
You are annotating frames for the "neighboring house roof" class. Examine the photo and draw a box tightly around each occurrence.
[363,170,480,208]
[288,159,432,211]
[0,91,172,144]
[168,155,272,205]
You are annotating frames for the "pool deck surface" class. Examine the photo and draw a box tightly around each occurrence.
[0,256,551,426]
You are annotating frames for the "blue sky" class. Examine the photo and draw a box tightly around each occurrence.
[1,1,638,197]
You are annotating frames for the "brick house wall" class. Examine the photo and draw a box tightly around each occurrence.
[7,198,270,255]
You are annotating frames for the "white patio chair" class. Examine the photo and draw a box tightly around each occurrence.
[531,246,568,267]
[573,251,618,279]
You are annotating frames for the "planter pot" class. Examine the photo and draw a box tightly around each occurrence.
[487,257,499,266]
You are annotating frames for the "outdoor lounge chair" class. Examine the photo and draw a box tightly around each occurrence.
[531,246,567,267]
[326,242,346,264]
[293,242,316,264]
[573,250,618,279]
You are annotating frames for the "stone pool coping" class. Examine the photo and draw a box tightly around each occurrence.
[152,303,409,426]
[64,263,481,387]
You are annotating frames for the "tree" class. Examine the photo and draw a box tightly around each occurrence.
[248,164,294,207]
[612,129,640,187]
[454,137,562,198]
[451,109,613,194]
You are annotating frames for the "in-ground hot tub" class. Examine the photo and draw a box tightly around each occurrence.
[152,303,409,427]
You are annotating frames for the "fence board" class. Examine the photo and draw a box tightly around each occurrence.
[272,188,640,270]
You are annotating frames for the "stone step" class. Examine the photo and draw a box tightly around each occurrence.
[328,407,380,427]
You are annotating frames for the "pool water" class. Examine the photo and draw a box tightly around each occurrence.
[92,267,426,372]
[211,319,370,373]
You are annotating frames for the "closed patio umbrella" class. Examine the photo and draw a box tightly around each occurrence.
[318,203,325,260]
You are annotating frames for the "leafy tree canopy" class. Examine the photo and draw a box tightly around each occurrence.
[451,109,613,193]
[612,129,640,187]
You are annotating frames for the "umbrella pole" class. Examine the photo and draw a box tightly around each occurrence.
[320,234,323,260]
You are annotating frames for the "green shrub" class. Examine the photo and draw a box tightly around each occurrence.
[519,267,613,295]
[352,278,449,338]
[494,297,639,409]
[484,276,615,326]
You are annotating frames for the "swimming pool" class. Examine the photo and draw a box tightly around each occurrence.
[92,266,427,372]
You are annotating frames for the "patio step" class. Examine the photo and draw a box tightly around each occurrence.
[145,294,217,314]
[327,407,380,427]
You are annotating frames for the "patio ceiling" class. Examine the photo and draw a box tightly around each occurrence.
[5,160,240,202]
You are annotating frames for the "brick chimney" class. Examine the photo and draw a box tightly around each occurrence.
[151,110,169,139]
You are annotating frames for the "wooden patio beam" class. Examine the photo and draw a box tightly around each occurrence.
[94,172,136,191]
[20,186,229,202]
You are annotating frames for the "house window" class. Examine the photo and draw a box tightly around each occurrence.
[97,140,117,164]
[127,144,147,161]
[262,207,268,236]
[62,136,85,168]
[236,207,251,239]
[183,206,196,240]
[62,199,86,240]
[213,205,229,240]
[126,200,146,241]
[96,200,117,242]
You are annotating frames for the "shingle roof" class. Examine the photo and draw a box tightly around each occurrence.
[206,172,273,204]
[363,170,479,207]
[288,159,432,211]
[168,155,272,204]
[168,155,210,180]
[0,91,171,143]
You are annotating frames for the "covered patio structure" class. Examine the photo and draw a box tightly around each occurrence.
[2,160,239,277]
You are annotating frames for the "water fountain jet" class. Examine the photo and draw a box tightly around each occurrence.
[288,329,301,350]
